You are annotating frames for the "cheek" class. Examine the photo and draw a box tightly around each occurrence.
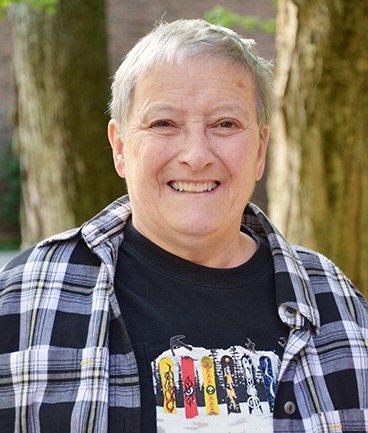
[227,151,260,190]
[223,145,254,171]
[141,140,177,172]
[124,145,166,189]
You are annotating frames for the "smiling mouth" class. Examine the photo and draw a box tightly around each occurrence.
[169,181,220,193]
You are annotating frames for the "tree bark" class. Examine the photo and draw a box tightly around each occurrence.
[10,0,124,247]
[268,0,368,291]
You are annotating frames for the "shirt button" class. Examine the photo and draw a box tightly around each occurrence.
[285,308,295,318]
[284,401,296,415]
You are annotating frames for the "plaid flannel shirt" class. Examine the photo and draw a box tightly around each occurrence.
[1,195,368,433]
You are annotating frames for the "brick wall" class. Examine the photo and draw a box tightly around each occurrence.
[0,0,275,237]
[107,0,275,72]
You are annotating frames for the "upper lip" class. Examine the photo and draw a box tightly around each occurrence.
[168,180,220,192]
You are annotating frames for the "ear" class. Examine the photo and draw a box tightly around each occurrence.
[108,119,125,178]
[256,125,270,181]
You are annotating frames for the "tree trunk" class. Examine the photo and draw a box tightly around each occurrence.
[9,0,123,247]
[268,0,368,291]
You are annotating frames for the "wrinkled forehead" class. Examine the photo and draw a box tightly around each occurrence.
[129,55,255,108]
[126,57,256,123]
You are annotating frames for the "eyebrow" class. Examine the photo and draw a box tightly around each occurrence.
[209,102,248,114]
[141,102,183,114]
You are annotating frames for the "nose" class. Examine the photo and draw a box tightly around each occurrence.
[177,127,215,171]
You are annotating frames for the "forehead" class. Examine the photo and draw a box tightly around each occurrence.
[130,57,256,113]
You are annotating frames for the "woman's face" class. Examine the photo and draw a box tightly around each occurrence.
[109,57,269,261]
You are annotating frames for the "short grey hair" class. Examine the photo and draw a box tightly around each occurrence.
[109,19,273,136]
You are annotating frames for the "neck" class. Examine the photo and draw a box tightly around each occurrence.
[131,219,257,268]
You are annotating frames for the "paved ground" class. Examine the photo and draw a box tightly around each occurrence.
[0,251,18,268]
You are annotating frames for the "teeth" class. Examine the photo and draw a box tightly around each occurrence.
[170,181,218,192]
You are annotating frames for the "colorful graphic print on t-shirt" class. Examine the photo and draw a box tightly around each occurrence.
[152,343,281,432]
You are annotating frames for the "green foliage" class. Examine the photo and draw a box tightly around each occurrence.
[0,240,19,250]
[0,0,58,14]
[0,140,20,232]
[204,5,275,33]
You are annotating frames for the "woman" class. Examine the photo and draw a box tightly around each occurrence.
[1,19,367,433]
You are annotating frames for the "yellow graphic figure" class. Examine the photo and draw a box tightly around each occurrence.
[201,356,220,415]
[159,357,177,414]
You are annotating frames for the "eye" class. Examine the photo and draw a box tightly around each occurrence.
[151,120,173,128]
[217,120,238,128]
[210,119,242,133]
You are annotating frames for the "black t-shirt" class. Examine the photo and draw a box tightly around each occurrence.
[114,219,289,432]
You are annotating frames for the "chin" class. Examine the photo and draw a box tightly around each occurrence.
[171,219,221,237]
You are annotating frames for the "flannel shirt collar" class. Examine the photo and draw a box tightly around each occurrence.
[40,196,320,332]
[80,195,132,283]
[244,203,320,333]
[39,195,132,284]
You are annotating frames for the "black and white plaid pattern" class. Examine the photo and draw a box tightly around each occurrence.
[1,195,367,432]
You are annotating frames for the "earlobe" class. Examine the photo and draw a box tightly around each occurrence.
[256,125,270,181]
[108,119,125,178]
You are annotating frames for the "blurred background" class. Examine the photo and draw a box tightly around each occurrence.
[0,0,367,292]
